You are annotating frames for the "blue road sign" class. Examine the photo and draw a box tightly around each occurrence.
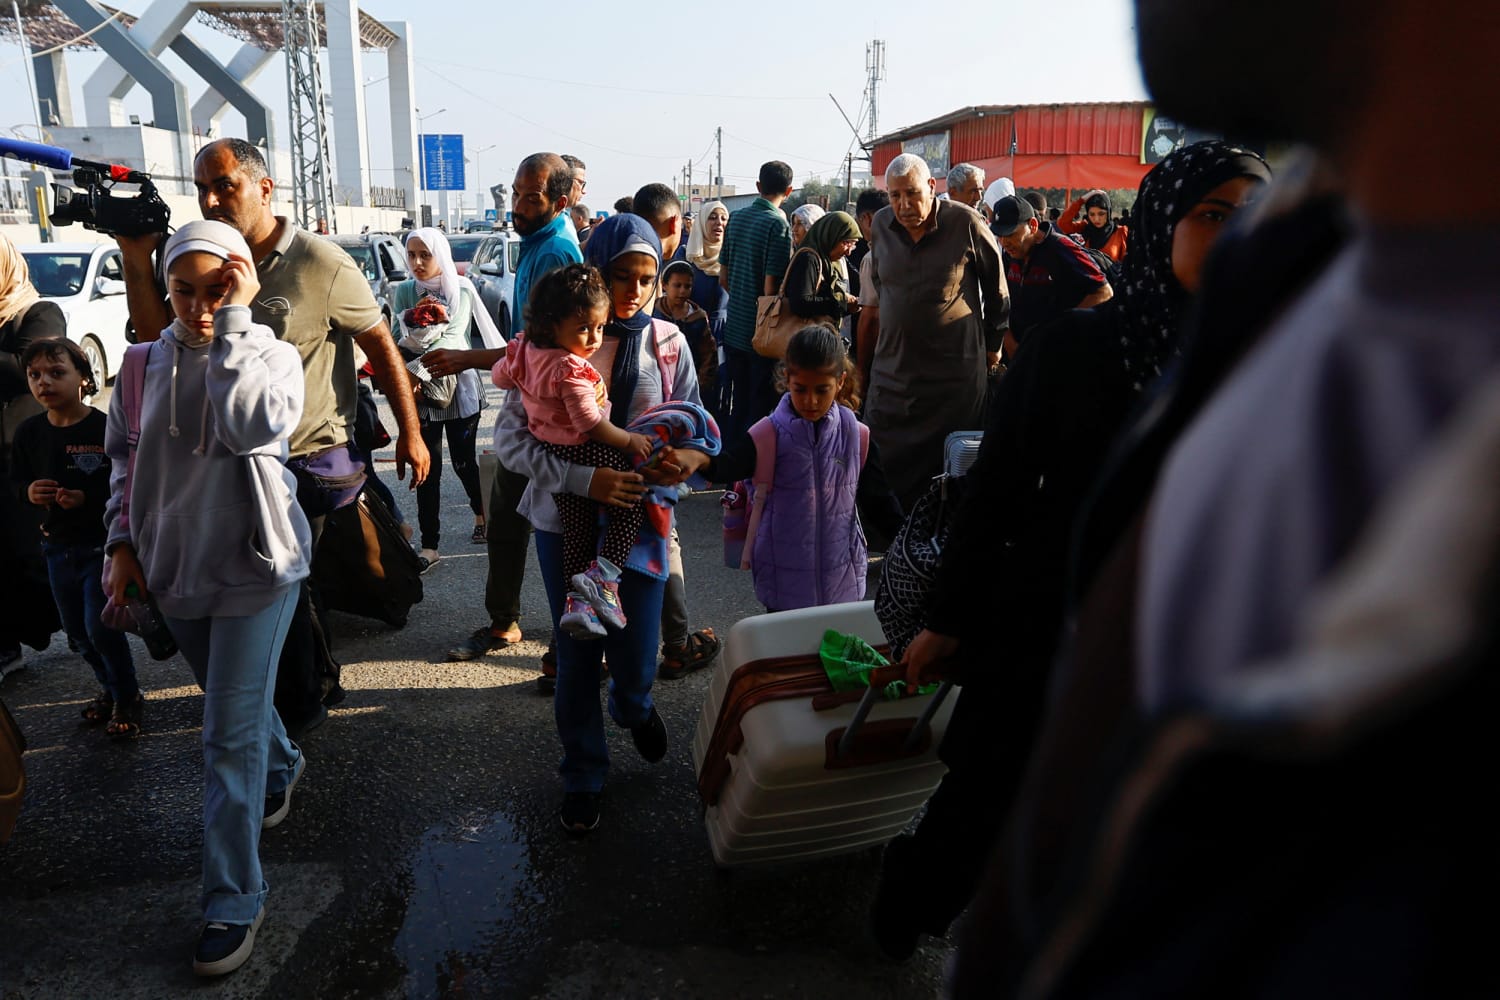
[484,208,498,221]
[420,134,465,191]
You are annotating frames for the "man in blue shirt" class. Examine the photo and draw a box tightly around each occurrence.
[511,154,584,335]
[426,153,581,668]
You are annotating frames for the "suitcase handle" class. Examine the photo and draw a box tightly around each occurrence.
[835,678,954,760]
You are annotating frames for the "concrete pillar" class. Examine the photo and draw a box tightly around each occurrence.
[75,0,194,128]
[386,22,419,218]
[324,0,368,207]
[191,44,274,138]
[33,51,74,127]
[169,34,275,160]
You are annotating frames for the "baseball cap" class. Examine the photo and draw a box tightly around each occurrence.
[990,195,1035,237]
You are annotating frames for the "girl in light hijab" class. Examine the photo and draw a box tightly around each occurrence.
[103,219,313,976]
[790,203,826,248]
[391,227,504,570]
[681,200,730,418]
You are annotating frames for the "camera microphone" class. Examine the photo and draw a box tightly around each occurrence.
[0,135,74,172]
[0,135,149,184]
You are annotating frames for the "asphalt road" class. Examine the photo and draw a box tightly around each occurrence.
[0,384,950,999]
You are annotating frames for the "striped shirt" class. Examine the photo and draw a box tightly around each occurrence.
[719,197,792,352]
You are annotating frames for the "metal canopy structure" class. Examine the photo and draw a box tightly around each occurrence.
[197,0,395,50]
[2,1,394,50]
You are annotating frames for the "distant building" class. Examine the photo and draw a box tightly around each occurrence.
[679,183,738,214]
[872,102,1164,201]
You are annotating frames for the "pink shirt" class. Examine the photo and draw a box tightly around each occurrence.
[492,334,608,446]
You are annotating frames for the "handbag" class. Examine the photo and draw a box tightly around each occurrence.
[874,431,983,661]
[751,247,835,359]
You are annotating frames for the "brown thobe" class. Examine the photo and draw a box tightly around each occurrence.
[866,199,1009,507]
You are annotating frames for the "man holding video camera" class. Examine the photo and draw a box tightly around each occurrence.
[117,138,430,738]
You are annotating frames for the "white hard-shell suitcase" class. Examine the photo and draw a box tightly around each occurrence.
[691,601,956,868]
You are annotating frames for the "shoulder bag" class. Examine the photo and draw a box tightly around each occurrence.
[751,247,836,359]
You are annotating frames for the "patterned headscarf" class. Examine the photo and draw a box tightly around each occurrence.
[1116,140,1272,392]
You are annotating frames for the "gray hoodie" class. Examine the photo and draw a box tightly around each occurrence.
[104,306,312,619]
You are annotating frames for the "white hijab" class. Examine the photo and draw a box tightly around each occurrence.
[404,227,504,350]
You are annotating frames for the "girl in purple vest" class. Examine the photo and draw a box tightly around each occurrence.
[707,325,904,611]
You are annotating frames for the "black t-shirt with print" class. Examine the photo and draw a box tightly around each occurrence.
[10,408,112,546]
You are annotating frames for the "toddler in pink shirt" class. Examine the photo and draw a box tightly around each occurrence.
[493,264,653,639]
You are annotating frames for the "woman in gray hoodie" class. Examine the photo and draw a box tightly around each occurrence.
[104,220,312,977]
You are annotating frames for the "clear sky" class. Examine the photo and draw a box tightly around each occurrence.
[1,0,1148,210]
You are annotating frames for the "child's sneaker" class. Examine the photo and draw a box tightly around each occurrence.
[570,557,627,630]
[559,592,607,640]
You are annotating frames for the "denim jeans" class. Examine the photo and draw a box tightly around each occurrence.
[722,346,780,445]
[42,541,138,704]
[166,583,301,925]
[536,531,665,793]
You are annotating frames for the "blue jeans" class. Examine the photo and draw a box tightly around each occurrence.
[722,346,780,445]
[536,531,665,794]
[42,541,138,704]
[166,584,301,925]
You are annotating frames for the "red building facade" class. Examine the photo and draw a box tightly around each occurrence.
[872,103,1155,197]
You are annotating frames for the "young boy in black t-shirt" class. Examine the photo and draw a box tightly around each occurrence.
[11,339,141,737]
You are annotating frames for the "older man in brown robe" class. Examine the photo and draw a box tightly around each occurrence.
[865,153,1009,508]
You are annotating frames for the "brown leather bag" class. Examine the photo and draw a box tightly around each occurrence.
[0,697,25,844]
[751,247,836,359]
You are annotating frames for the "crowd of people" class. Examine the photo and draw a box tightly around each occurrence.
[3,0,1497,988]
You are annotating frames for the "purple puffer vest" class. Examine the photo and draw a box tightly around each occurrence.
[751,395,867,610]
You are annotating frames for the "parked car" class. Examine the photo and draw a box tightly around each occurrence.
[467,230,522,341]
[462,219,494,234]
[19,243,131,385]
[445,234,487,277]
[326,232,409,327]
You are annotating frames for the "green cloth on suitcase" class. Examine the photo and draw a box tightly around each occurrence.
[819,629,906,700]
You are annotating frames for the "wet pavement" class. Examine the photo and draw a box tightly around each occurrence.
[0,387,950,999]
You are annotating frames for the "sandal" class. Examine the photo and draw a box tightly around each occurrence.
[106,692,144,740]
[658,628,721,680]
[81,690,114,725]
[418,549,440,574]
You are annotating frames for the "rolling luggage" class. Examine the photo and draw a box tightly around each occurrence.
[311,488,424,628]
[691,601,955,868]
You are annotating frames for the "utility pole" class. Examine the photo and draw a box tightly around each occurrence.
[687,160,693,205]
[865,40,886,144]
[715,126,723,200]
[845,152,853,212]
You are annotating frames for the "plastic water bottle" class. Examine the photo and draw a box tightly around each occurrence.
[124,583,178,661]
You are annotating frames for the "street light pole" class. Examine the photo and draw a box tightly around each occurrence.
[473,142,495,226]
[415,106,446,226]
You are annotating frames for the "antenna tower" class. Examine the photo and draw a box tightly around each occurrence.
[864,40,886,143]
[282,0,336,231]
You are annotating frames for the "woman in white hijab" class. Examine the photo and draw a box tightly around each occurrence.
[391,227,504,570]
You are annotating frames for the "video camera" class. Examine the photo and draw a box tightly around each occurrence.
[0,135,170,238]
